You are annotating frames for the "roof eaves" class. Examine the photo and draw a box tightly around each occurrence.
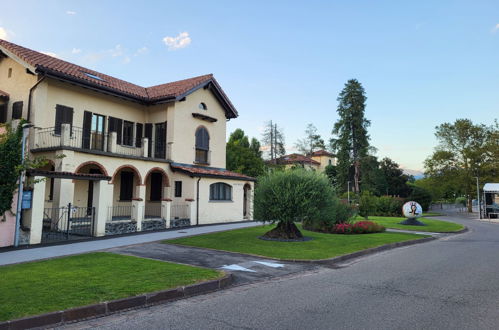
[36,66,149,104]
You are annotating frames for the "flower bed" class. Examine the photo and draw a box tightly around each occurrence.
[332,221,385,234]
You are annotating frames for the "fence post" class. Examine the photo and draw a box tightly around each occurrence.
[132,198,144,231]
[66,203,71,240]
[161,198,172,228]
[186,199,196,226]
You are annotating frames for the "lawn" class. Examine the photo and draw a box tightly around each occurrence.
[0,252,222,322]
[165,225,426,260]
[358,216,464,232]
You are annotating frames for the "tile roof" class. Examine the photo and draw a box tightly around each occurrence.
[310,150,334,157]
[275,154,320,165]
[0,39,237,117]
[0,89,9,99]
[171,163,256,181]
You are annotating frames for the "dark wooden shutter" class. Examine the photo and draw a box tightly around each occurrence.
[54,105,74,135]
[145,123,153,157]
[136,123,143,147]
[154,122,166,158]
[0,104,7,123]
[123,121,134,146]
[109,117,123,145]
[12,101,23,119]
[195,127,209,150]
[82,111,92,149]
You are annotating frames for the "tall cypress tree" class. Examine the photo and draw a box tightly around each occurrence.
[331,79,371,194]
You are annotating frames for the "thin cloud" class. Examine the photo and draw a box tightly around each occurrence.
[66,10,77,15]
[0,27,9,40]
[163,32,191,50]
[71,48,82,54]
[134,46,149,56]
[492,23,499,33]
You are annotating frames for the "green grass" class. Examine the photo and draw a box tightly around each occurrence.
[0,252,222,321]
[357,216,464,232]
[165,225,426,261]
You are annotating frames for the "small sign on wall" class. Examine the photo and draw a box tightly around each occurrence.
[21,190,32,210]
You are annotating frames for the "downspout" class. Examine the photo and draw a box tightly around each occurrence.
[27,75,46,122]
[196,177,201,226]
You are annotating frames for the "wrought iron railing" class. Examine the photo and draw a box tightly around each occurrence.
[144,203,162,219]
[31,126,169,160]
[108,205,133,221]
[171,204,189,220]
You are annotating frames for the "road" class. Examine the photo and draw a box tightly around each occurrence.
[57,212,499,330]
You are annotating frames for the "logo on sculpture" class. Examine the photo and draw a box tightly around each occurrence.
[402,201,422,219]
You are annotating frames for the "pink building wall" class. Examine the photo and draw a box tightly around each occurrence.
[0,126,17,247]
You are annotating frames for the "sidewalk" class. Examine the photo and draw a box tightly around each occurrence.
[0,221,260,266]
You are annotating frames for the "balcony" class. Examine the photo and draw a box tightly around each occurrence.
[30,124,169,161]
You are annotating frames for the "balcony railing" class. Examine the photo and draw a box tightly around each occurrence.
[30,124,168,161]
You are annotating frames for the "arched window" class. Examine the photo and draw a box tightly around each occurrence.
[199,102,207,110]
[210,183,232,201]
[195,127,210,163]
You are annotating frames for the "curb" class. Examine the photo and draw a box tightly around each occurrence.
[0,273,233,330]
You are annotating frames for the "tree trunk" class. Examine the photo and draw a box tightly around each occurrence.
[467,197,473,213]
[263,221,303,240]
[354,160,360,193]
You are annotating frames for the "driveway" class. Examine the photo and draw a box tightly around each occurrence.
[109,243,321,285]
[56,211,499,330]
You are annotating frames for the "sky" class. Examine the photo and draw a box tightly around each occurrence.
[1,0,499,171]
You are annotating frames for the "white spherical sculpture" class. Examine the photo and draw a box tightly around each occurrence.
[402,201,423,219]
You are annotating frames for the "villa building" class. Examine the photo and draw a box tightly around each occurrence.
[0,39,255,246]
[273,150,336,171]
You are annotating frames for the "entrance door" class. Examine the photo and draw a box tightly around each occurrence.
[87,169,102,212]
[243,184,251,219]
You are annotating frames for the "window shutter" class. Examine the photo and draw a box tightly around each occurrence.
[136,123,143,147]
[12,101,23,120]
[82,111,92,149]
[109,116,123,145]
[0,104,7,123]
[54,105,74,135]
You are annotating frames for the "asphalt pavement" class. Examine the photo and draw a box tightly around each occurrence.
[56,211,499,330]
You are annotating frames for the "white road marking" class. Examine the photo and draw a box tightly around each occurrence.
[220,264,256,272]
[253,261,284,268]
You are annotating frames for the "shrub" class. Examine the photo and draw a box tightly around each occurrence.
[331,221,385,234]
[375,196,403,217]
[358,191,377,219]
[303,198,356,232]
[254,169,336,239]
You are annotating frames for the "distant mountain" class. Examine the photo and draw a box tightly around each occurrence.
[402,168,425,180]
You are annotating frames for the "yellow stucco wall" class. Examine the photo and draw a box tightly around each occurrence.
[171,87,227,168]
[0,56,38,120]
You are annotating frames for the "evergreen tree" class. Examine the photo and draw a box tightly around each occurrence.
[331,79,371,194]
[295,123,326,155]
[262,120,286,161]
[226,129,265,178]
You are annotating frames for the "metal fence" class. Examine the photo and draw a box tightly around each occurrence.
[108,205,133,221]
[144,203,162,219]
[42,204,95,242]
[171,204,189,220]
